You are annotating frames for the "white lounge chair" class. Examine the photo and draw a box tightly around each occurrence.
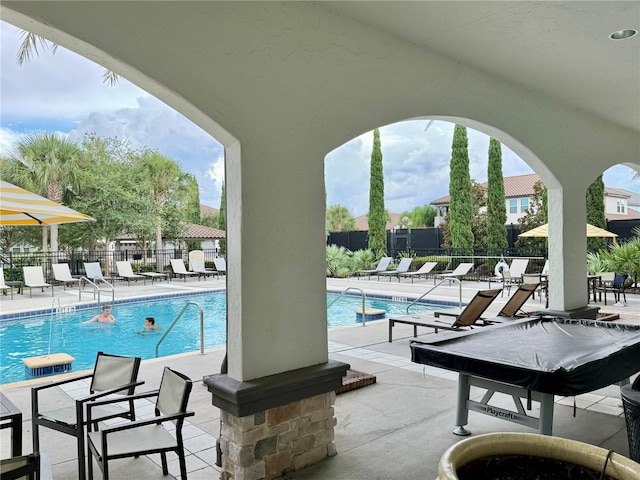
[398,261,438,283]
[434,262,474,284]
[213,258,227,276]
[52,263,81,290]
[23,266,53,298]
[378,258,413,282]
[84,262,114,286]
[190,258,218,278]
[0,267,14,299]
[355,257,391,279]
[115,261,147,286]
[170,259,199,282]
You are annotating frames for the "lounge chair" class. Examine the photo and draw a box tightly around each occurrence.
[433,262,474,283]
[0,452,41,480]
[378,257,413,282]
[190,258,218,279]
[87,367,194,480]
[398,261,438,283]
[0,267,14,299]
[84,262,115,286]
[213,257,227,276]
[356,257,392,279]
[32,352,142,480]
[170,259,200,281]
[115,261,147,286]
[188,249,205,270]
[52,263,81,290]
[388,289,501,341]
[488,258,529,290]
[23,266,53,298]
[476,282,539,324]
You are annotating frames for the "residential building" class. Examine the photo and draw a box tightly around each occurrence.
[431,174,640,226]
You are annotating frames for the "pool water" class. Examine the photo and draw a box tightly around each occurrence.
[0,291,441,384]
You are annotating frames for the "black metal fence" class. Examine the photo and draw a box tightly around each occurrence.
[0,248,221,282]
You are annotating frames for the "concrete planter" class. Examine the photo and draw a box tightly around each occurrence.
[438,432,640,479]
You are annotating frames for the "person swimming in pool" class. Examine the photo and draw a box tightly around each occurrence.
[136,317,161,335]
[80,305,116,325]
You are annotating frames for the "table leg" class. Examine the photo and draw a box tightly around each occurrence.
[538,392,554,436]
[453,373,471,436]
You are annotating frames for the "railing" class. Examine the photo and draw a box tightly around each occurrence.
[155,302,205,358]
[78,276,115,304]
[327,287,367,326]
[406,277,463,314]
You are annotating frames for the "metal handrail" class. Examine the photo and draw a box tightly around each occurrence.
[155,301,205,357]
[327,287,367,326]
[79,276,115,304]
[406,277,463,313]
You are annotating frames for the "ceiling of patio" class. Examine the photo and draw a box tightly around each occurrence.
[324,1,639,134]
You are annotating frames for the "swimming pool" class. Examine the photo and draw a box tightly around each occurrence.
[0,291,445,384]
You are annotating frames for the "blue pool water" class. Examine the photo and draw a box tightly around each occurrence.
[0,291,443,384]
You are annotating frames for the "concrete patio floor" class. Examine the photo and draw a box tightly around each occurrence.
[1,275,638,479]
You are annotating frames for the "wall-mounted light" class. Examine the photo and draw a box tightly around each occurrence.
[609,29,638,40]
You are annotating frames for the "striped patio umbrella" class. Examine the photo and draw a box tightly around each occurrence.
[0,180,95,225]
[518,223,617,243]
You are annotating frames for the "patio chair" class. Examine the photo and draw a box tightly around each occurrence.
[377,257,413,282]
[388,289,501,341]
[488,258,529,291]
[190,258,218,279]
[433,262,474,284]
[0,267,13,299]
[0,452,40,480]
[170,259,199,281]
[32,352,142,480]
[87,367,194,480]
[84,262,115,286]
[483,282,540,323]
[355,257,392,279]
[398,261,438,283]
[23,266,53,298]
[188,249,205,269]
[596,272,628,306]
[213,257,227,276]
[521,273,545,302]
[115,261,147,286]
[52,263,81,290]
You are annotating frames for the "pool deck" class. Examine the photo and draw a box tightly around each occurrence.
[1,275,639,479]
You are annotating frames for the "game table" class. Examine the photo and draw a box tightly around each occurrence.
[410,317,640,436]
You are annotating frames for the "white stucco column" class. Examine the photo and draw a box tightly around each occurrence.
[546,186,588,311]
[225,139,329,382]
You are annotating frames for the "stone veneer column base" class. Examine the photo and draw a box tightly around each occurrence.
[205,360,350,480]
[219,392,337,480]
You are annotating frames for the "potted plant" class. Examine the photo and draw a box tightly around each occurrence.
[438,432,640,480]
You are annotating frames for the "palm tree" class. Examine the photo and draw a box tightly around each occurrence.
[2,133,85,252]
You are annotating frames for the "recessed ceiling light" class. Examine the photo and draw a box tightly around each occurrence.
[609,29,638,40]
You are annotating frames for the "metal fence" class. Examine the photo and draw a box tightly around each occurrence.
[0,248,221,282]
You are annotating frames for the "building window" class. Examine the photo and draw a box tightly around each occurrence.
[509,199,517,214]
[520,198,529,212]
[617,199,625,213]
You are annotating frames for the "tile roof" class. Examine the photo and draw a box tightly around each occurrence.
[606,209,640,221]
[354,213,403,231]
[182,224,226,239]
[430,174,635,205]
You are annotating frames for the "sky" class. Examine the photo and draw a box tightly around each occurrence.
[1,21,638,217]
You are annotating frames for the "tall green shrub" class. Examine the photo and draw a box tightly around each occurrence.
[586,175,606,252]
[367,128,387,256]
[486,138,508,253]
[218,181,226,255]
[448,125,474,252]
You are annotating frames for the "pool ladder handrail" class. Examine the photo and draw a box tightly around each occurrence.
[155,301,205,358]
[327,287,367,326]
[78,276,115,304]
[405,278,463,314]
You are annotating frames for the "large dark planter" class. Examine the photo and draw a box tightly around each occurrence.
[438,432,640,479]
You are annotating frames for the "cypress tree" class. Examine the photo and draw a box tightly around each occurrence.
[586,175,606,252]
[367,128,387,256]
[218,181,226,256]
[486,138,508,253]
[448,125,474,252]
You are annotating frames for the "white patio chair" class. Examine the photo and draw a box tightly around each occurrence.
[170,259,199,281]
[52,263,81,290]
[0,266,14,299]
[213,257,227,276]
[115,261,146,286]
[23,266,53,298]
